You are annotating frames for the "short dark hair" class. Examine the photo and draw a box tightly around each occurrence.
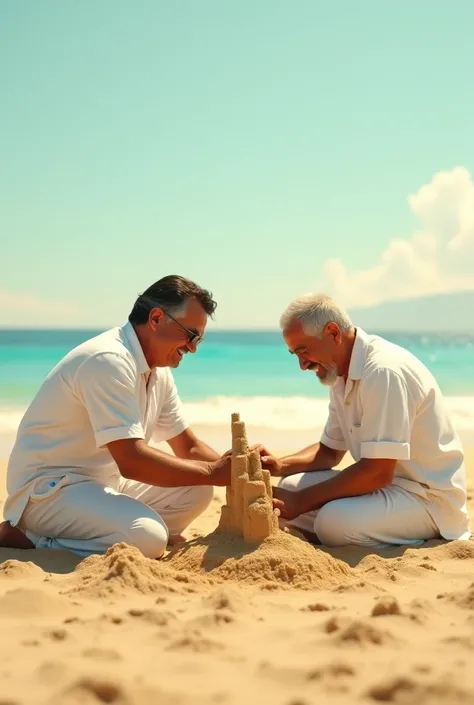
[128,275,217,325]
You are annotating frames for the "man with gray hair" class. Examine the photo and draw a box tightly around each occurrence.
[259,294,469,547]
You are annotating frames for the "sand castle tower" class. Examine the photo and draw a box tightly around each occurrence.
[218,413,279,542]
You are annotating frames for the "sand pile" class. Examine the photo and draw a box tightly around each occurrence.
[0,558,45,580]
[165,530,352,590]
[366,675,473,704]
[438,582,474,610]
[63,543,209,598]
[49,677,187,705]
[166,413,352,590]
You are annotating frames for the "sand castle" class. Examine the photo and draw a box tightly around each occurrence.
[165,412,352,589]
[217,413,279,542]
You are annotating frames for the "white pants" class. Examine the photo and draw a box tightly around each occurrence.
[19,476,213,559]
[279,470,439,547]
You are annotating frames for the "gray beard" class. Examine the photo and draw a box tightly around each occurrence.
[315,365,338,388]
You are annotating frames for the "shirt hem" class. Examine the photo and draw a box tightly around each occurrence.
[360,441,410,460]
[95,424,145,447]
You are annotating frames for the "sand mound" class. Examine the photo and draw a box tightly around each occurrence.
[63,543,208,598]
[358,541,474,582]
[433,540,474,560]
[165,529,352,590]
[366,675,473,703]
[438,582,474,610]
[202,586,247,612]
[324,616,398,646]
[0,558,45,580]
[48,676,185,705]
[371,596,402,617]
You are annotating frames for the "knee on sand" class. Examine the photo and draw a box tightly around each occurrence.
[130,486,213,557]
[103,486,213,558]
[121,517,170,559]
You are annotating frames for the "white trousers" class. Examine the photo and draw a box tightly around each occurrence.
[279,470,439,547]
[19,476,213,559]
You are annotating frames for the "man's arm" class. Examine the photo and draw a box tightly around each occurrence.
[74,355,230,486]
[274,367,416,520]
[262,394,347,476]
[107,438,230,487]
[259,442,346,476]
[273,457,396,519]
[280,442,346,476]
[167,428,220,462]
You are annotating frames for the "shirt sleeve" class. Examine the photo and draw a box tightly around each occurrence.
[358,368,416,460]
[74,352,145,448]
[320,395,348,451]
[153,369,189,443]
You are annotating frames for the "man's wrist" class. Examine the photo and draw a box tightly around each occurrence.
[189,460,214,485]
[280,458,291,476]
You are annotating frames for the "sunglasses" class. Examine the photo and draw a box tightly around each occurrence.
[139,295,204,346]
[161,309,204,346]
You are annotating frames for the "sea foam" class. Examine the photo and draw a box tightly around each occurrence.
[1,395,473,437]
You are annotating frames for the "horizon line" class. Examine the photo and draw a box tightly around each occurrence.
[1,325,474,335]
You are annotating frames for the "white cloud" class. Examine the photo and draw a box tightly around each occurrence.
[0,289,81,325]
[323,167,474,308]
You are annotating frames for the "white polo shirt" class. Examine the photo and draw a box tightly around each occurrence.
[4,322,188,526]
[320,328,469,540]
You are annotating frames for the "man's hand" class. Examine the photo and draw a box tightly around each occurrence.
[208,454,232,486]
[218,444,285,477]
[247,444,284,477]
[261,454,284,476]
[272,486,307,520]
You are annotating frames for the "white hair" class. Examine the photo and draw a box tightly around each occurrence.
[279,293,353,338]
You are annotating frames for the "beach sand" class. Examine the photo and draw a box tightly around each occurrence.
[1,433,474,705]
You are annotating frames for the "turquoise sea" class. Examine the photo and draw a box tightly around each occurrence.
[1,328,473,435]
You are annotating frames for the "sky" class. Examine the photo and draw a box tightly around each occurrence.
[1,0,474,329]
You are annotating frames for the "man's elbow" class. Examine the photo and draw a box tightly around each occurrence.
[107,438,148,480]
[374,461,397,489]
[118,463,138,481]
[321,443,346,467]
[113,455,139,481]
[360,458,396,490]
[378,468,395,488]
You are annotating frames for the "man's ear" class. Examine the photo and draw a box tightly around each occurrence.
[149,307,165,331]
[325,322,342,345]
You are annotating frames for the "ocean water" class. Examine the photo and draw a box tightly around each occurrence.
[1,328,473,435]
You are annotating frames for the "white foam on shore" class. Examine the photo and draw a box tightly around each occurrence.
[0,408,25,435]
[1,395,474,437]
[184,395,474,433]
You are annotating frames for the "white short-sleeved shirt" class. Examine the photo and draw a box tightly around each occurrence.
[320,328,469,540]
[4,322,188,526]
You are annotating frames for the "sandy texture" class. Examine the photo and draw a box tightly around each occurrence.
[1,444,474,705]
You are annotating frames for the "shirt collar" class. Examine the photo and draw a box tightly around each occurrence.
[122,321,150,375]
[347,327,370,381]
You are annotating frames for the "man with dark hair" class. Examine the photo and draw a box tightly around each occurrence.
[0,275,230,558]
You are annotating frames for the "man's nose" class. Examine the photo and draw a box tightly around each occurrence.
[298,356,310,371]
[187,340,198,354]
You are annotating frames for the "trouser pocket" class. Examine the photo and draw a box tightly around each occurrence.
[29,476,70,502]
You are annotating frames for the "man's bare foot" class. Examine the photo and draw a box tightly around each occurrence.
[0,521,35,550]
[167,534,187,547]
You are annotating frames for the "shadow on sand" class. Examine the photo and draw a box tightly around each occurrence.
[0,536,452,577]
[0,547,81,575]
